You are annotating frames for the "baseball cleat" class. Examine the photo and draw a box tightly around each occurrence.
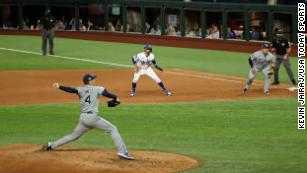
[42,142,53,151]
[272,81,279,85]
[243,88,248,94]
[164,90,172,96]
[118,151,134,160]
[264,91,270,95]
[130,91,136,97]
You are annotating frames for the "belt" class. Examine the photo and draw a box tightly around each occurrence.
[82,111,93,114]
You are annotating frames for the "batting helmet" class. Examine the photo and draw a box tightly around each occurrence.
[144,44,152,52]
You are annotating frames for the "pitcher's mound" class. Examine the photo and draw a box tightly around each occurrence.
[0,144,199,173]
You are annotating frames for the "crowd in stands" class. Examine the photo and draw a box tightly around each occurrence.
[0,12,283,41]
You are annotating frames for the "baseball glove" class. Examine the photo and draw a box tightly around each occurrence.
[107,100,121,107]
[155,65,163,72]
[268,66,275,76]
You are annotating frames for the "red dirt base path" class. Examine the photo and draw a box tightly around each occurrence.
[0,69,296,105]
[0,144,199,173]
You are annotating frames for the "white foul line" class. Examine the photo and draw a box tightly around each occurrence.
[0,47,132,68]
[0,47,250,85]
[165,70,244,84]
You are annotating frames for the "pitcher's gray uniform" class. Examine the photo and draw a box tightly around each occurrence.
[244,44,274,94]
[43,74,133,160]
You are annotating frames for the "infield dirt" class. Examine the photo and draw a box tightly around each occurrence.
[0,144,199,173]
[0,68,297,173]
[0,68,296,105]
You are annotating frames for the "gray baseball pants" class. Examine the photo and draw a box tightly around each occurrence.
[245,66,271,93]
[274,55,295,82]
[42,29,54,55]
[50,112,127,153]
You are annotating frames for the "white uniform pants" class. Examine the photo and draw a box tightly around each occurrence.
[133,68,161,83]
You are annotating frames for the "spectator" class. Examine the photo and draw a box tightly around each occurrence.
[56,19,66,30]
[227,27,236,39]
[206,23,220,39]
[154,16,160,26]
[79,19,86,31]
[108,22,115,31]
[21,17,30,30]
[67,18,75,30]
[250,27,260,40]
[166,24,176,36]
[145,22,151,33]
[150,24,161,35]
[115,20,122,31]
[87,20,94,30]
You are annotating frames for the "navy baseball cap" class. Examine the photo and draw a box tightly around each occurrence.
[83,74,96,84]
[261,43,270,49]
[144,44,152,51]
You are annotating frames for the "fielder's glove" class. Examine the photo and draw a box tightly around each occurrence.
[155,65,163,71]
[107,100,121,107]
[268,66,275,76]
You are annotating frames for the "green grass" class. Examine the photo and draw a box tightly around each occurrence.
[0,98,305,173]
[0,35,303,173]
[0,35,297,83]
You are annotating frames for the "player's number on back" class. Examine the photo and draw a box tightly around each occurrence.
[85,95,91,104]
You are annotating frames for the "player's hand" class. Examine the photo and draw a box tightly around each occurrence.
[251,68,257,74]
[53,83,60,89]
[283,54,289,60]
[116,97,120,102]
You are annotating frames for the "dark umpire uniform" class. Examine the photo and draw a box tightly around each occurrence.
[39,9,56,55]
[271,32,296,85]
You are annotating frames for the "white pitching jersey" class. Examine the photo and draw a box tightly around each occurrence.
[76,85,105,113]
[133,52,155,70]
[250,51,274,71]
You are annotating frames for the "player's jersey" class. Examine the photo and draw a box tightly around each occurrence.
[132,52,155,70]
[76,85,105,113]
[250,51,274,71]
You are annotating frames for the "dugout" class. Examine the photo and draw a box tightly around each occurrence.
[0,0,298,43]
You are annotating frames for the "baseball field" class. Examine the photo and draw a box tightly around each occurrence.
[0,35,306,173]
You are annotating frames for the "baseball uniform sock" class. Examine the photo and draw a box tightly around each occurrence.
[158,82,166,90]
[132,82,137,92]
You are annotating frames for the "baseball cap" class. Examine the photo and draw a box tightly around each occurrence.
[83,74,96,84]
[144,44,152,51]
[261,43,270,49]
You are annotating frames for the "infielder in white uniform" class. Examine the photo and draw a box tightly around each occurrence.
[243,43,275,95]
[130,44,171,96]
[43,74,134,160]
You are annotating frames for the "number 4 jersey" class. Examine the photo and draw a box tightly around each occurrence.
[76,85,105,113]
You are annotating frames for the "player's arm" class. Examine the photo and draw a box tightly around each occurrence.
[53,83,78,94]
[132,55,137,65]
[284,42,291,60]
[248,56,257,74]
[152,60,163,71]
[132,55,141,72]
[102,89,117,100]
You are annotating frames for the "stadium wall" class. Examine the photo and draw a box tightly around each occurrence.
[0,29,298,56]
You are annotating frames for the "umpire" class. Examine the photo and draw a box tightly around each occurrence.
[271,29,296,85]
[39,9,56,55]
